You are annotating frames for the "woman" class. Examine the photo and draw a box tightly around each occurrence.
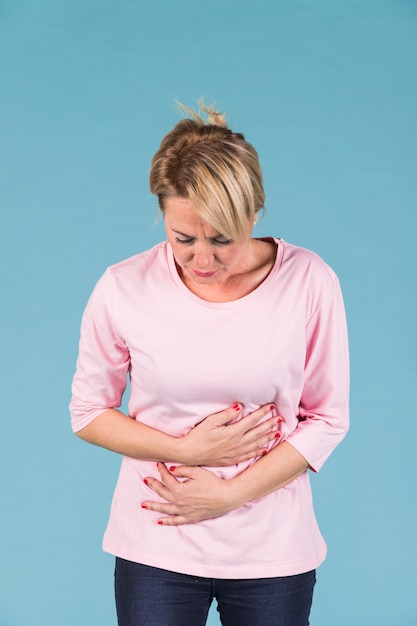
[70,102,349,626]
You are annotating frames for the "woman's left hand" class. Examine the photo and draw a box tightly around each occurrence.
[141,463,238,525]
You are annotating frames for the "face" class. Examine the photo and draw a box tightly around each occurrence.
[163,197,252,288]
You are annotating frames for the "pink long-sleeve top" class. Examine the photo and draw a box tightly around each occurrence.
[70,238,349,578]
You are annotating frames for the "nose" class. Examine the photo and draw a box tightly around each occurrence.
[193,244,214,269]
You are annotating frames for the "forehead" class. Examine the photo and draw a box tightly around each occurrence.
[163,197,221,237]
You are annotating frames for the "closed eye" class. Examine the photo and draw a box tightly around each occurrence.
[211,238,232,246]
[174,237,232,246]
[175,237,195,245]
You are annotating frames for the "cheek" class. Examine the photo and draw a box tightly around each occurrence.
[220,249,240,267]
[172,246,190,267]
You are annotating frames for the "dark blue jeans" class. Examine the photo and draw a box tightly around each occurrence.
[114,558,316,626]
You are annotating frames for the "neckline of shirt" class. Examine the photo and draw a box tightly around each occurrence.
[166,237,285,308]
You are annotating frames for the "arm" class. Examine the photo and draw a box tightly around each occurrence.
[75,403,280,466]
[142,441,308,525]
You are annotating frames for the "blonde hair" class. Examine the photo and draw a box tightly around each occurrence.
[149,100,265,241]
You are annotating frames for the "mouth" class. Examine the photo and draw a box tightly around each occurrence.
[192,269,218,278]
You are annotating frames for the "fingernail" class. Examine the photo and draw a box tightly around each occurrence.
[275,432,282,439]
[233,403,240,411]
[270,405,275,411]
[143,478,149,485]
[169,466,176,472]
[157,520,163,525]
[278,417,283,423]
[141,503,148,509]
[262,449,268,455]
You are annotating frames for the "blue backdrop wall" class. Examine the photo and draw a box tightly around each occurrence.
[1,1,416,625]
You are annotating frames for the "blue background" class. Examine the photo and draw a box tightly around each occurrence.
[1,1,416,624]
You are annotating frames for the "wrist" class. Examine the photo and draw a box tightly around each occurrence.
[173,433,195,465]
[223,475,247,512]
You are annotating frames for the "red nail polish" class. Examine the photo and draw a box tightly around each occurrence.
[275,432,282,438]
[143,478,149,485]
[278,417,283,423]
[270,405,275,411]
[141,503,147,509]
[262,449,268,455]
[233,403,240,411]
[157,520,163,525]
[169,466,176,472]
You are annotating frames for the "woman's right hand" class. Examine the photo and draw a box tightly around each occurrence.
[178,403,282,467]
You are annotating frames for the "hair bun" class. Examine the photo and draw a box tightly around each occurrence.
[176,99,228,128]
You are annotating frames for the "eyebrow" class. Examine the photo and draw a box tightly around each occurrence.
[172,229,195,238]
[172,228,227,240]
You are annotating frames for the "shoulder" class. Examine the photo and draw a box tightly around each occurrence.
[95,241,169,291]
[275,239,342,320]
[87,241,169,306]
[106,241,168,279]
[278,238,339,287]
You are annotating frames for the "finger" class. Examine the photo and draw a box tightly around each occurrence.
[245,415,282,441]
[156,462,191,487]
[156,462,178,483]
[236,404,276,435]
[203,403,242,427]
[254,424,284,452]
[141,500,179,515]
[143,476,175,500]
[168,465,199,480]
[156,515,189,526]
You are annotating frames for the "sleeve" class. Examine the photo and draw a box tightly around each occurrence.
[285,277,350,472]
[69,269,131,433]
